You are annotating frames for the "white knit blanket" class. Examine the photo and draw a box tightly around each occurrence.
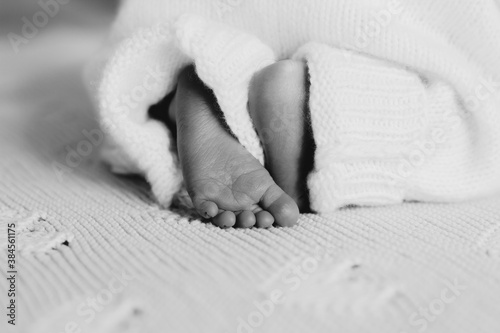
[1,61,500,333]
[94,0,500,214]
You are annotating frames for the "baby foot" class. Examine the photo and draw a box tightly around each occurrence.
[249,60,314,212]
[170,66,299,228]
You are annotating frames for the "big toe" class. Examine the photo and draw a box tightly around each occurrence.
[260,184,300,227]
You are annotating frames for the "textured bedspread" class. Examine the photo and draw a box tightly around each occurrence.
[1,39,500,333]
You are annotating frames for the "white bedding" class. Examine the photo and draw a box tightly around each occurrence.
[1,56,499,333]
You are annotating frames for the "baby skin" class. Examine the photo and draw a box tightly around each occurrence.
[152,60,314,228]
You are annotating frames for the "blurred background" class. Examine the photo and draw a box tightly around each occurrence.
[0,0,120,174]
[0,0,119,81]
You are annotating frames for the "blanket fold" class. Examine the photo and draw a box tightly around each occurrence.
[94,7,500,213]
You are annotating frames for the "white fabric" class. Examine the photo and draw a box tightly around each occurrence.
[2,97,500,333]
[2,34,500,333]
[94,0,500,212]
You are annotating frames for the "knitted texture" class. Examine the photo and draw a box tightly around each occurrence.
[2,86,500,332]
[294,43,428,211]
[175,14,275,164]
[94,0,500,212]
[4,19,500,333]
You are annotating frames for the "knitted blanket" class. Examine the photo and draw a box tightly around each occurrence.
[1,58,500,333]
[94,0,500,213]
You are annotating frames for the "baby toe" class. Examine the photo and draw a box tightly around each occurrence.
[255,211,275,228]
[235,211,256,228]
[213,211,236,228]
[260,184,300,227]
[197,200,219,219]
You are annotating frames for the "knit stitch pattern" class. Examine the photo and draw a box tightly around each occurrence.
[2,104,500,333]
[3,13,500,333]
[94,0,500,212]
